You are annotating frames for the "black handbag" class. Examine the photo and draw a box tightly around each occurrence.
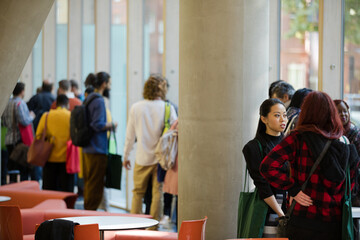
[277,140,332,237]
[105,131,122,190]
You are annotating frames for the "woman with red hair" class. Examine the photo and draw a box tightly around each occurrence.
[260,91,359,240]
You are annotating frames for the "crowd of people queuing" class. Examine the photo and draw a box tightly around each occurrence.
[1,73,179,230]
[3,75,360,237]
[243,81,360,239]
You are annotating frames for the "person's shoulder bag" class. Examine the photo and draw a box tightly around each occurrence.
[237,140,268,238]
[27,113,54,167]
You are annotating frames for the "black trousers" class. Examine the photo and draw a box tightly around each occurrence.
[286,220,341,240]
[42,162,74,192]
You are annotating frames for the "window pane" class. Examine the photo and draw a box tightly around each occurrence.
[56,0,68,82]
[280,0,319,90]
[82,0,95,82]
[109,0,127,208]
[343,0,360,125]
[143,0,163,79]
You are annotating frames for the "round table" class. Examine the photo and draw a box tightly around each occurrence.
[59,216,158,240]
[0,196,11,202]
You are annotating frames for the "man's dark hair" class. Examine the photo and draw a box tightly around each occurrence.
[85,73,96,88]
[85,86,95,95]
[13,82,25,96]
[56,94,69,107]
[271,82,295,100]
[95,72,111,89]
[58,80,70,91]
[70,79,79,89]
[269,80,285,98]
[42,81,53,92]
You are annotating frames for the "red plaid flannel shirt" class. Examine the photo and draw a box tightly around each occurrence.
[260,131,357,222]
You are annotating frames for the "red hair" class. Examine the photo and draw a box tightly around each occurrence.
[296,91,343,139]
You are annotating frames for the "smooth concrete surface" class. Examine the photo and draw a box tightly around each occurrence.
[43,2,56,82]
[0,0,54,114]
[179,1,269,239]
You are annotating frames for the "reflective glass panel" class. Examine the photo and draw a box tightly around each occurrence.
[280,0,319,90]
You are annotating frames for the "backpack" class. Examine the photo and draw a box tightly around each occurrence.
[155,128,178,171]
[70,94,99,147]
[155,102,177,171]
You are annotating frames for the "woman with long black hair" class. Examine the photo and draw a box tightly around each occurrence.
[242,98,288,237]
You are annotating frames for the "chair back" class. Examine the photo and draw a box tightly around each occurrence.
[35,223,100,240]
[74,224,100,240]
[178,216,207,240]
[0,205,23,240]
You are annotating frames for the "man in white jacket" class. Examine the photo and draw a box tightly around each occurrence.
[123,74,177,222]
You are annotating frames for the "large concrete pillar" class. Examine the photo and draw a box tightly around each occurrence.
[0,0,55,114]
[179,1,269,239]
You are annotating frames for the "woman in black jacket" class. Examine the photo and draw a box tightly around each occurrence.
[242,98,288,237]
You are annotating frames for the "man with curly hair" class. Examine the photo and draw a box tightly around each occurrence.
[123,74,177,222]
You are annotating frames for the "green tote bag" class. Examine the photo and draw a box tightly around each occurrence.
[237,170,268,238]
[342,165,354,240]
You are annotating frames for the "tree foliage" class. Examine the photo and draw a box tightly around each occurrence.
[282,0,360,45]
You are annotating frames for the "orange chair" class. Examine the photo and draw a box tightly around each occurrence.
[74,224,100,240]
[178,216,207,240]
[0,205,24,240]
[115,216,208,240]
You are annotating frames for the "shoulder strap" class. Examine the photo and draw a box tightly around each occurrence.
[84,93,100,106]
[41,113,49,140]
[164,101,171,129]
[255,139,264,158]
[286,140,332,217]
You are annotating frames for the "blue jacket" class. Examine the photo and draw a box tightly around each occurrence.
[83,93,108,154]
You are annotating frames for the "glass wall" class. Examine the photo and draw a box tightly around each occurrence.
[143,0,163,80]
[343,0,360,125]
[82,0,95,83]
[280,0,319,90]
[109,0,127,208]
[56,0,68,82]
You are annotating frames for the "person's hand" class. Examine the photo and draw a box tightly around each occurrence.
[112,122,118,131]
[123,160,131,170]
[30,111,35,119]
[290,191,313,207]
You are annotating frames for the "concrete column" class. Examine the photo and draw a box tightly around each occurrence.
[179,1,269,239]
[68,0,83,86]
[95,0,111,72]
[0,0,54,114]
[43,3,56,82]
[164,0,179,106]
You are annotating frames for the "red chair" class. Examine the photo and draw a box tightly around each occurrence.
[0,205,23,240]
[74,224,100,240]
[178,216,207,240]
[115,216,208,240]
